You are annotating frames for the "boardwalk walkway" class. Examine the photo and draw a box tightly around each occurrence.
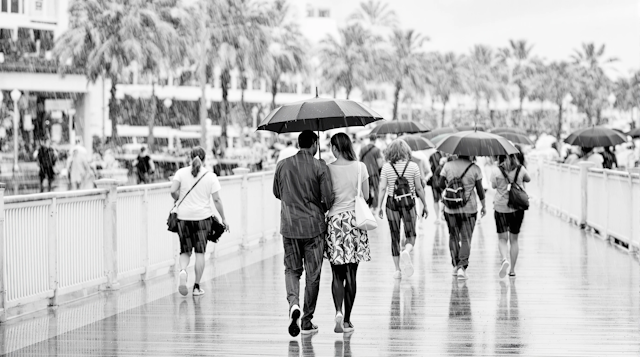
[2,195,639,356]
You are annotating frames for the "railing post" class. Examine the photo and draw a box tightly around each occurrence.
[95,179,120,290]
[260,173,266,242]
[0,183,6,322]
[578,162,595,229]
[628,169,639,252]
[48,197,58,307]
[233,168,250,249]
[141,188,149,281]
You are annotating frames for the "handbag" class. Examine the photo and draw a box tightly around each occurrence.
[167,172,209,232]
[355,163,378,230]
[499,165,529,211]
[207,216,226,243]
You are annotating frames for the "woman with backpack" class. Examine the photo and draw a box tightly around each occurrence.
[438,155,486,280]
[325,133,371,333]
[376,140,429,279]
[490,154,531,278]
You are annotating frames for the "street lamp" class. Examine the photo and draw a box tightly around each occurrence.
[10,89,21,173]
[163,98,172,108]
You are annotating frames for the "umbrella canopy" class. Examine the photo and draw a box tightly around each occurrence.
[626,128,640,138]
[436,131,519,156]
[564,126,627,148]
[398,135,435,151]
[430,133,454,146]
[496,132,534,145]
[369,120,428,135]
[257,96,384,133]
[456,125,486,132]
[490,127,527,135]
[421,127,457,140]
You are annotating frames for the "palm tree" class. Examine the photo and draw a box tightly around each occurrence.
[264,0,307,109]
[466,45,496,118]
[571,43,617,125]
[54,0,181,145]
[613,73,640,124]
[381,29,428,120]
[497,39,538,126]
[349,0,398,28]
[319,24,376,99]
[428,52,467,127]
[529,62,576,141]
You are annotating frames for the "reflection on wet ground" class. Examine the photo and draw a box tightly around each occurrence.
[2,198,639,356]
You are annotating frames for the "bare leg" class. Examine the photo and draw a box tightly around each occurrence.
[498,232,509,261]
[392,256,400,271]
[404,243,413,254]
[433,201,440,222]
[509,234,519,273]
[179,252,191,270]
[194,253,205,284]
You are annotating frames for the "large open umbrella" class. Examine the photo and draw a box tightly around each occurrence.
[564,126,627,148]
[421,127,457,140]
[430,133,454,146]
[490,127,527,135]
[456,125,486,132]
[496,132,534,146]
[436,131,519,156]
[398,135,434,151]
[626,128,640,138]
[369,120,428,136]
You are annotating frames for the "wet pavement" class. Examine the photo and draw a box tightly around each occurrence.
[2,198,639,356]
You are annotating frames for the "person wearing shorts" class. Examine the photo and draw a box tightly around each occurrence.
[490,154,530,279]
[171,147,229,296]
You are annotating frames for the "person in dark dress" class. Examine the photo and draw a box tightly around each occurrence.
[135,147,155,184]
[359,134,384,210]
[36,139,57,192]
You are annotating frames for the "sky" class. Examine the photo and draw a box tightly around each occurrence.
[325,0,640,77]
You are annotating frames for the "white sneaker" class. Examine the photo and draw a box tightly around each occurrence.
[499,259,510,279]
[288,304,301,337]
[393,270,402,279]
[193,286,205,296]
[457,268,467,280]
[178,270,188,296]
[400,250,414,278]
[334,312,344,333]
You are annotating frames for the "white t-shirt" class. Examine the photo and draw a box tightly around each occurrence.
[173,167,221,221]
[327,161,369,217]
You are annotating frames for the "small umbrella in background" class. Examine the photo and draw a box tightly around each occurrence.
[564,126,627,148]
[369,120,428,136]
[490,127,527,135]
[436,131,519,156]
[430,133,455,146]
[495,132,534,146]
[398,135,435,151]
[456,125,486,132]
[421,127,457,140]
[626,128,640,138]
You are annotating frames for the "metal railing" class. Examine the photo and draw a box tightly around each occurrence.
[0,169,280,322]
[528,158,640,252]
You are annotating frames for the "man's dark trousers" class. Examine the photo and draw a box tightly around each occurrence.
[283,234,324,329]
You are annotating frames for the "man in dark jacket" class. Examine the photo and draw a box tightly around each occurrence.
[36,139,57,192]
[273,130,333,337]
[359,134,383,208]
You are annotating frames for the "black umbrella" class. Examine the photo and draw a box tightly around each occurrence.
[564,126,627,148]
[398,135,435,151]
[436,131,519,156]
[456,125,486,132]
[496,132,534,145]
[421,127,457,140]
[430,133,456,146]
[369,120,428,136]
[490,127,527,135]
[626,128,640,138]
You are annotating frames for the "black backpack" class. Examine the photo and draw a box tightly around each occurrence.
[499,165,529,210]
[388,162,414,211]
[442,163,474,209]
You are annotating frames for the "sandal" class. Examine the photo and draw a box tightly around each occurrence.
[508,272,516,277]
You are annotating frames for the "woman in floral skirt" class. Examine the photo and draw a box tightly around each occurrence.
[325,133,371,334]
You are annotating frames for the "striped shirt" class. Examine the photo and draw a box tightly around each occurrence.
[380,160,421,197]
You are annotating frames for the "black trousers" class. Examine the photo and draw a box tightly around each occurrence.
[330,263,358,322]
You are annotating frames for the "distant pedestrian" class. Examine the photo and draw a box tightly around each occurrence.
[273,130,333,337]
[135,146,155,184]
[359,134,384,209]
[581,147,604,169]
[490,155,530,278]
[170,147,228,297]
[439,155,486,280]
[601,146,617,169]
[36,139,57,192]
[277,140,299,163]
[427,151,444,223]
[377,140,429,280]
[67,147,91,190]
[325,133,370,334]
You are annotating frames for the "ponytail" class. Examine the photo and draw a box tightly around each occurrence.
[189,146,206,177]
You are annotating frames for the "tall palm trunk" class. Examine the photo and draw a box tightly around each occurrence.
[556,103,563,143]
[109,77,119,145]
[441,97,448,128]
[270,76,278,109]
[392,81,402,120]
[198,23,207,152]
[147,81,156,152]
[221,69,230,150]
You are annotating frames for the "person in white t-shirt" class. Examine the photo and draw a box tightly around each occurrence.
[170,147,229,297]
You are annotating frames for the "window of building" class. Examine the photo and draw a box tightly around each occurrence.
[318,9,330,18]
[2,0,8,12]
[306,8,314,17]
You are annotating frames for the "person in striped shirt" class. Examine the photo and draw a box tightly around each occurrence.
[376,140,429,279]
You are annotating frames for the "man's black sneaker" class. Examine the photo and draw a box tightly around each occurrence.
[301,323,319,335]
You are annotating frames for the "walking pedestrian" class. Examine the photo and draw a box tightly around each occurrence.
[490,154,530,278]
[273,130,333,337]
[359,134,384,210]
[135,146,155,184]
[376,140,428,279]
[601,146,618,169]
[427,151,444,223]
[170,147,229,297]
[67,147,91,190]
[439,155,486,280]
[35,139,57,192]
[325,133,371,334]
[580,147,604,169]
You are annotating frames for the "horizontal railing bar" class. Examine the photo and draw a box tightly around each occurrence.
[118,182,171,193]
[5,189,108,204]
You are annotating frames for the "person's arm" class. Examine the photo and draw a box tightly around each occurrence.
[438,166,448,190]
[377,166,388,218]
[319,163,333,212]
[490,169,498,189]
[360,163,370,201]
[170,180,180,201]
[475,179,486,217]
[273,163,282,200]
[522,168,531,183]
[211,191,228,229]
[376,151,384,172]
[413,172,428,217]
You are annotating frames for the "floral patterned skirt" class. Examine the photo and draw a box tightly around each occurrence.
[324,211,371,265]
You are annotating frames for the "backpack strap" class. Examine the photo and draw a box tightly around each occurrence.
[401,161,410,177]
[390,162,401,178]
[459,163,474,180]
[499,166,511,184]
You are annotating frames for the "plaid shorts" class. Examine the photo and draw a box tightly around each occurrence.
[177,217,214,254]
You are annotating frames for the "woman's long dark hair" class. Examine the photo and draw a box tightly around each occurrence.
[330,133,357,161]
[498,155,517,172]
[190,146,206,177]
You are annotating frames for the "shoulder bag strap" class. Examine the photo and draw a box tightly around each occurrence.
[175,171,209,209]
[360,146,375,161]
[357,163,362,197]
[499,166,511,184]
